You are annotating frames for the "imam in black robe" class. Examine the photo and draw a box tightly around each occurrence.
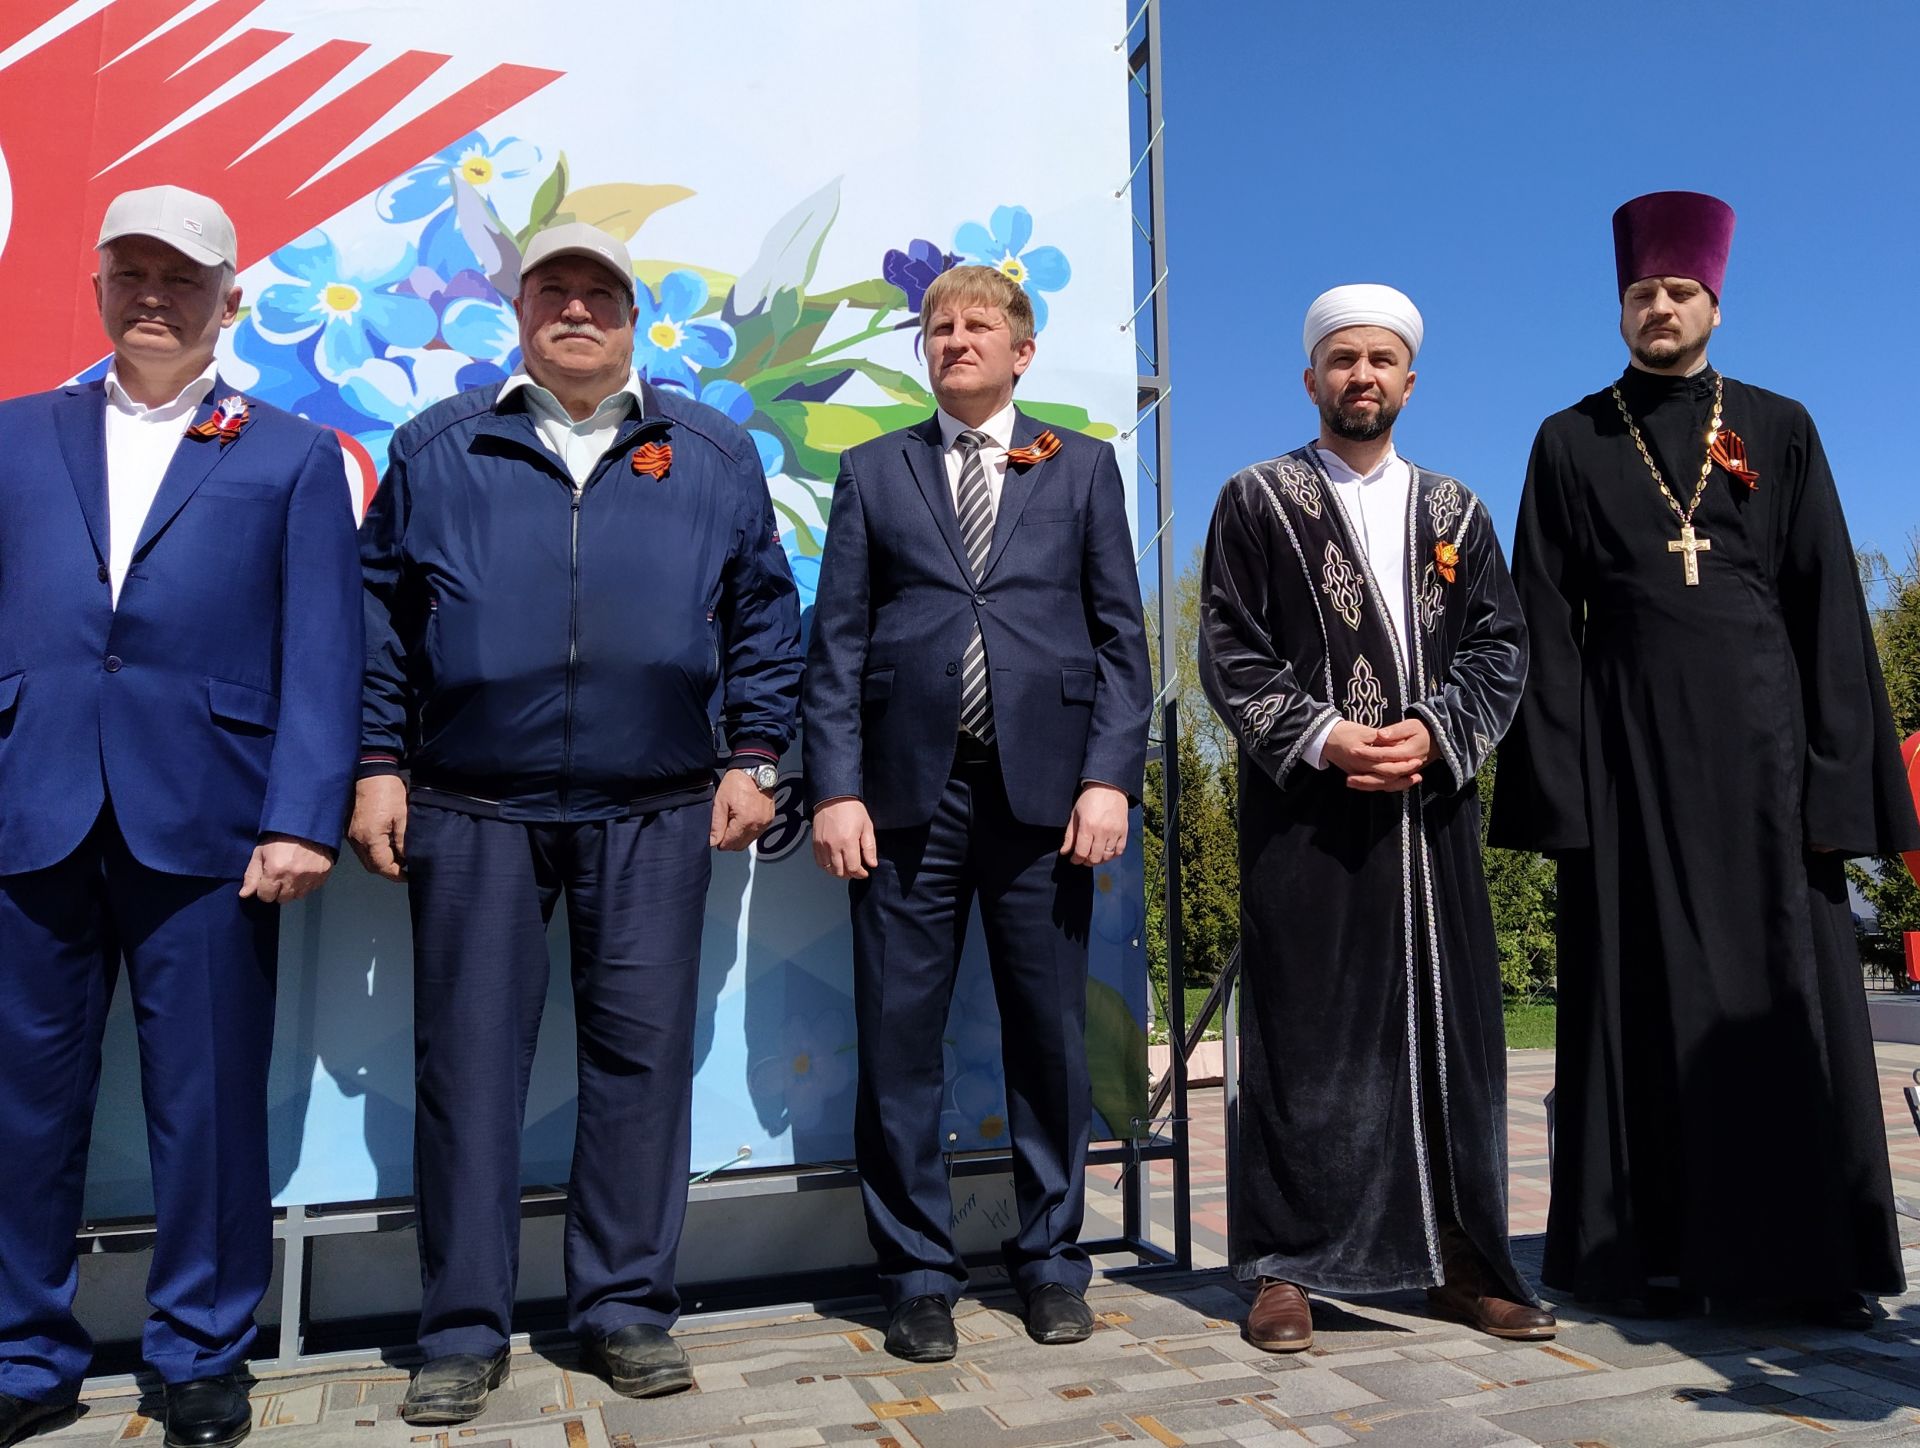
[1200,448,1534,1301]
[1491,365,1920,1302]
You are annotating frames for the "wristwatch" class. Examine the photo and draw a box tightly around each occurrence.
[742,762,779,793]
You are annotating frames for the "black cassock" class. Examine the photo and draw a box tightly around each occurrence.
[1491,366,1920,1302]
[1200,448,1534,1300]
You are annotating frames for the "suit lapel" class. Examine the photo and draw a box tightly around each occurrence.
[132,375,236,558]
[902,413,973,582]
[52,383,110,563]
[980,408,1044,584]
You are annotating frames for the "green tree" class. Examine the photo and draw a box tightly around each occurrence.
[1479,755,1558,998]
[1143,546,1562,1005]
[1143,546,1239,999]
[1850,541,1920,963]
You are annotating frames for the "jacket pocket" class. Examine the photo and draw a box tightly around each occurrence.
[0,670,20,715]
[1023,508,1078,525]
[1061,667,1096,703]
[207,677,279,734]
[862,667,896,702]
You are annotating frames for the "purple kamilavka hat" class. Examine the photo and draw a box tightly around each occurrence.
[1611,191,1736,298]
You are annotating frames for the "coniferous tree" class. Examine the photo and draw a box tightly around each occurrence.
[1850,542,1920,963]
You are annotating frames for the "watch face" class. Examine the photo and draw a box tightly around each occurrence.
[750,764,779,790]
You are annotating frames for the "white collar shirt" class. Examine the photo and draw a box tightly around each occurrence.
[1303,443,1415,768]
[935,401,1017,515]
[102,361,219,608]
[498,368,645,490]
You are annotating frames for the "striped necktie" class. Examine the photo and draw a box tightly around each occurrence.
[954,429,996,743]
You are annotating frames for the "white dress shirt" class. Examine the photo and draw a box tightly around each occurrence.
[935,401,1015,515]
[102,362,218,607]
[498,368,645,489]
[1303,443,1414,769]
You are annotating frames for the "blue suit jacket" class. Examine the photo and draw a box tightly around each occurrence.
[803,409,1151,830]
[0,377,362,878]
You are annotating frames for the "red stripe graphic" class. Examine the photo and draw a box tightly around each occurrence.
[0,0,562,396]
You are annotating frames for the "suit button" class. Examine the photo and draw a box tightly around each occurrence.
[97,565,109,583]
[104,655,122,672]
[946,662,958,676]
[974,595,986,606]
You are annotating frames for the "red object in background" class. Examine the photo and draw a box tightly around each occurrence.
[1904,733,1920,889]
[0,0,561,399]
[1906,932,1920,985]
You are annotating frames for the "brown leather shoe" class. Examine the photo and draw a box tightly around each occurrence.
[1426,1279,1557,1340]
[1245,1278,1313,1352]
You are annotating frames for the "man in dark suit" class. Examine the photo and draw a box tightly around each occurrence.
[0,186,361,1448]
[804,265,1151,1360]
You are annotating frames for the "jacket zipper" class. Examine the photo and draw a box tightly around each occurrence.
[563,480,582,814]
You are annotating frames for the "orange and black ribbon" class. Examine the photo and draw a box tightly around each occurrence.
[1006,430,1061,468]
[186,397,249,447]
[1710,427,1759,490]
[631,441,673,479]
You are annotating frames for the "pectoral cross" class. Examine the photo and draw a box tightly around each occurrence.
[1668,523,1712,586]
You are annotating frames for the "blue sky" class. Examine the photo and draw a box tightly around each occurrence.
[1157,1,1920,576]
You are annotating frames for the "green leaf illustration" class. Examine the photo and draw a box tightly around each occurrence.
[770,285,805,342]
[771,501,823,557]
[517,152,570,247]
[555,182,694,242]
[837,358,931,405]
[760,400,929,481]
[810,278,909,311]
[1014,400,1119,440]
[1086,976,1149,1142]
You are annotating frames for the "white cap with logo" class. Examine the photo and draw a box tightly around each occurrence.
[520,221,635,297]
[96,185,237,270]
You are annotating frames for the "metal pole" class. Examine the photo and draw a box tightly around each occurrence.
[1142,0,1190,1275]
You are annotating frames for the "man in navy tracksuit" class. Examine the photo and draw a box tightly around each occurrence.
[348,222,801,1423]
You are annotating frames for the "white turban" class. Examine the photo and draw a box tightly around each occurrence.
[1302,283,1424,361]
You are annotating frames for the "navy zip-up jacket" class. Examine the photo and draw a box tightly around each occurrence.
[358,379,801,819]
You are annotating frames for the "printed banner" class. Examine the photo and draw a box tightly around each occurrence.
[1,0,1149,1213]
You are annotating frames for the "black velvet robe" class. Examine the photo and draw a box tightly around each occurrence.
[1200,448,1533,1300]
[1491,367,1920,1302]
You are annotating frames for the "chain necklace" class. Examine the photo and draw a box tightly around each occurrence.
[1610,374,1724,587]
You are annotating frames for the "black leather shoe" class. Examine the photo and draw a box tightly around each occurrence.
[0,1394,78,1448]
[162,1375,251,1448]
[1025,1283,1094,1345]
[883,1295,956,1362]
[1578,1286,1705,1320]
[1798,1291,1876,1331]
[588,1325,693,1398]
[399,1351,509,1426]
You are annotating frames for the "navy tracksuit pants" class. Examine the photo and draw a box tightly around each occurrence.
[404,798,711,1358]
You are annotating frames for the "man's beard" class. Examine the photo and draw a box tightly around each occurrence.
[1322,391,1401,441]
[1630,325,1709,373]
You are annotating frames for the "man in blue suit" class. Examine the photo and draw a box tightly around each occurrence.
[0,187,361,1447]
[804,265,1151,1360]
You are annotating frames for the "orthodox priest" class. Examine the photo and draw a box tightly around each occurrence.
[1200,285,1553,1352]
[1491,192,1920,1326]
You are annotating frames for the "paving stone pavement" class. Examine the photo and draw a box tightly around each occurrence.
[33,1045,1920,1448]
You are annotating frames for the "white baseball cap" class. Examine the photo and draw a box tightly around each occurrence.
[96,185,237,270]
[520,221,635,297]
